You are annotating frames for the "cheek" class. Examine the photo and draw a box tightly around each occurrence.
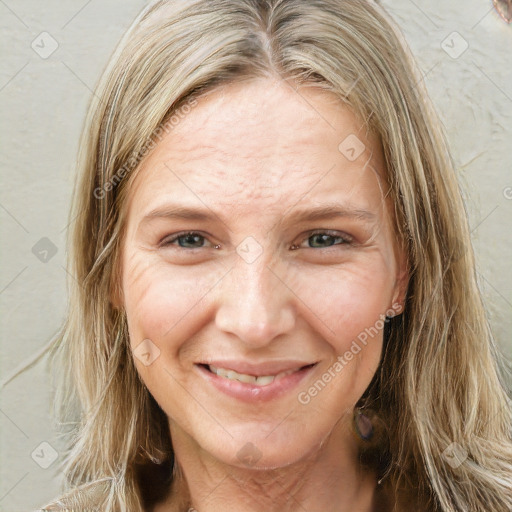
[122,254,225,349]
[289,262,392,411]
[284,256,394,353]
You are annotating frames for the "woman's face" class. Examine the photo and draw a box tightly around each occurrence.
[119,78,407,469]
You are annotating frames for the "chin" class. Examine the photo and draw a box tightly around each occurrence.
[197,419,332,471]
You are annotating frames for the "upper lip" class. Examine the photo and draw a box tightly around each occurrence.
[196,360,317,376]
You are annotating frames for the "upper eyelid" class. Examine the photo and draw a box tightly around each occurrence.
[160,231,212,247]
[295,230,354,248]
[306,229,353,240]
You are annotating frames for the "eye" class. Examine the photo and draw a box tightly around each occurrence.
[159,229,354,251]
[160,231,210,249]
[296,230,354,250]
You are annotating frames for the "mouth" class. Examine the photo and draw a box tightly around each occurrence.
[198,363,316,387]
[194,361,318,402]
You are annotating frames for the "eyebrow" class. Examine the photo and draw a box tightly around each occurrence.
[287,203,377,223]
[138,202,377,228]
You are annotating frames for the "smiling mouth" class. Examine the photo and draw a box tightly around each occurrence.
[199,363,316,387]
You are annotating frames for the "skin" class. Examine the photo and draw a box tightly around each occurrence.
[117,77,408,512]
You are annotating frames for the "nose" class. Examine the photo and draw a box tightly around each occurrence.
[214,254,296,348]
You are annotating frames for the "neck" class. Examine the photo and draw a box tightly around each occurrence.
[156,416,379,512]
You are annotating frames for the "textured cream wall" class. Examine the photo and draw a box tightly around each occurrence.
[0,1,510,509]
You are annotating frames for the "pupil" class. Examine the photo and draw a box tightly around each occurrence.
[181,234,202,247]
[311,234,333,247]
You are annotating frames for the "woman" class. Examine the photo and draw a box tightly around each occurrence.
[37,0,512,510]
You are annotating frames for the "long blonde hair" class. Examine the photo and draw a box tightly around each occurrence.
[33,0,512,510]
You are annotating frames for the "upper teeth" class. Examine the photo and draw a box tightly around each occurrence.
[208,365,298,386]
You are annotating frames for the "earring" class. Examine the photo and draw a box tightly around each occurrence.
[354,408,374,441]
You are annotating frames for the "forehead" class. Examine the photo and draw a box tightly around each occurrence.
[124,78,387,216]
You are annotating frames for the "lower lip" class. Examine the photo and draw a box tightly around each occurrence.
[195,364,317,402]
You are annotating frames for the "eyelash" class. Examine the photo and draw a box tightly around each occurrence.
[159,230,354,250]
